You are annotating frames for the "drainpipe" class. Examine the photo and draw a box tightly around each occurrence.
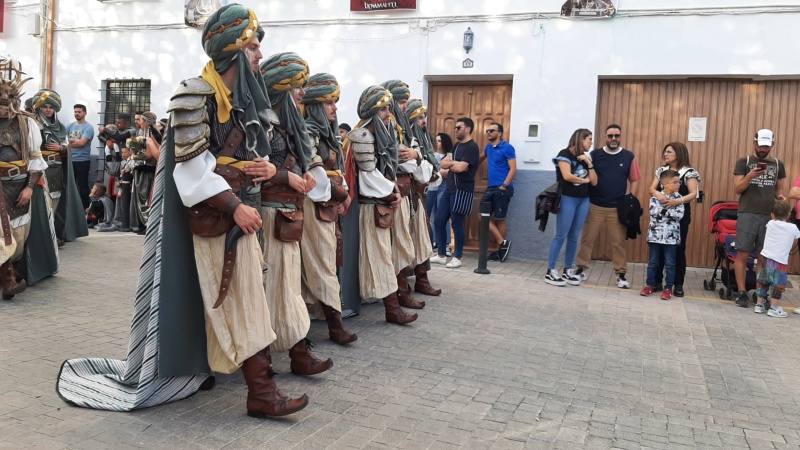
[38,0,56,88]
[38,0,46,86]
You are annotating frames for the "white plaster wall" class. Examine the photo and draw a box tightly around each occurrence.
[7,0,800,169]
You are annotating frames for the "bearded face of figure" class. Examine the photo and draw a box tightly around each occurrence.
[377,106,391,126]
[416,114,427,130]
[397,98,408,114]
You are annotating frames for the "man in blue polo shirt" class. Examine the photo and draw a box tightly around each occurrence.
[482,122,517,262]
[66,104,95,209]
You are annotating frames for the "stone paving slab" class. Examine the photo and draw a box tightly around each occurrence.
[2,231,800,448]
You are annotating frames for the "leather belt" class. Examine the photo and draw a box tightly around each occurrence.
[261,189,305,208]
[0,166,27,178]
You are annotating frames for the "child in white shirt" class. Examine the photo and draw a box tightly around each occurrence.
[756,201,800,317]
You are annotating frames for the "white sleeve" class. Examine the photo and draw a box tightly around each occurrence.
[26,118,48,171]
[413,159,433,183]
[173,151,231,207]
[306,165,331,202]
[398,159,417,174]
[359,169,395,198]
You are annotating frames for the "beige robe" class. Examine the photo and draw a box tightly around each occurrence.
[261,207,311,353]
[193,233,276,374]
[359,204,396,300]
[391,197,415,274]
[300,196,341,319]
[410,197,433,266]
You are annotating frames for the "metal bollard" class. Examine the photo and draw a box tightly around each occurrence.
[474,201,491,275]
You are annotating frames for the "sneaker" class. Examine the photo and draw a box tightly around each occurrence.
[430,255,447,265]
[544,269,566,287]
[640,286,654,296]
[768,307,788,318]
[446,257,462,268]
[446,247,453,257]
[652,284,663,293]
[735,290,749,307]
[498,240,512,262]
[616,274,630,289]
[573,268,587,282]
[660,289,672,301]
[487,251,500,261]
[562,269,581,286]
[754,303,765,314]
[673,285,684,297]
[793,308,800,315]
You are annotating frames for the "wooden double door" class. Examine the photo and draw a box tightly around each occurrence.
[427,81,513,250]
[595,79,800,271]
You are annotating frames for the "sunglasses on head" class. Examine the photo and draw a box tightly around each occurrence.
[606,134,621,138]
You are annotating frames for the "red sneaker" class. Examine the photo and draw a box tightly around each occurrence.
[640,286,654,296]
[660,289,672,300]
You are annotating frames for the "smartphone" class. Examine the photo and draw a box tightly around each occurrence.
[757,162,767,171]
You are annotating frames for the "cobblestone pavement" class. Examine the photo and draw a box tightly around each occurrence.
[3,232,800,449]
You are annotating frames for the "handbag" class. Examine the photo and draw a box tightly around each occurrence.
[451,143,474,216]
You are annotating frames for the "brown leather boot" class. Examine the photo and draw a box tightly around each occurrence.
[289,339,333,375]
[413,263,441,296]
[241,348,309,417]
[397,271,425,309]
[383,292,418,325]
[321,304,358,345]
[1,261,26,300]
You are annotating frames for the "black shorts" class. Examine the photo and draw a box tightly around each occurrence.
[481,186,514,220]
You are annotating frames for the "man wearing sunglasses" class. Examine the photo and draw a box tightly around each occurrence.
[482,123,516,262]
[574,124,642,288]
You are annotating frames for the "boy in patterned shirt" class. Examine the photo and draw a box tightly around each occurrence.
[640,170,684,300]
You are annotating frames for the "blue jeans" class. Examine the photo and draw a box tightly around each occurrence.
[435,190,465,258]
[647,243,676,289]
[426,188,450,246]
[547,195,590,270]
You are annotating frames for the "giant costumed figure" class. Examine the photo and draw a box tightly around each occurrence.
[0,57,51,299]
[56,4,308,417]
[299,73,357,345]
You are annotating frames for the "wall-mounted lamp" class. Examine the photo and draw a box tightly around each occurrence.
[463,27,474,54]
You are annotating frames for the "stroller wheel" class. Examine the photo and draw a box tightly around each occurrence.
[703,280,710,291]
[726,289,733,300]
[719,288,725,299]
[710,279,716,290]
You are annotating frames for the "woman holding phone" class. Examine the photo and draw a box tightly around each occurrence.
[647,142,701,297]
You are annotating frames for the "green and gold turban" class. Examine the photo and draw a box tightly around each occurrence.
[405,98,437,168]
[380,79,412,144]
[357,86,393,120]
[201,4,262,74]
[405,98,426,121]
[32,88,66,144]
[260,52,309,99]
[302,73,342,169]
[260,52,313,172]
[381,80,410,101]
[32,88,62,113]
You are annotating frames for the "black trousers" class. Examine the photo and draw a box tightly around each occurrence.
[73,160,91,210]
[655,214,691,286]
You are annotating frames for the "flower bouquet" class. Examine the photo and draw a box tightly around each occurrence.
[126,136,147,160]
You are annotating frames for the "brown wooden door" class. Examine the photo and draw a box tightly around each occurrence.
[595,79,800,271]
[428,81,513,250]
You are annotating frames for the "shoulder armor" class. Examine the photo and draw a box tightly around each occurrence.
[349,127,376,172]
[266,109,280,126]
[171,77,215,100]
[347,127,374,144]
[169,78,212,162]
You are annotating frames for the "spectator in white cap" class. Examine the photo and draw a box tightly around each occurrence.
[731,128,786,308]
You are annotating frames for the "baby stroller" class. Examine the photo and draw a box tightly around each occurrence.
[703,201,759,302]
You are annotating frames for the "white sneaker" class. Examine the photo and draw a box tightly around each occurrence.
[793,308,800,315]
[562,269,581,286]
[446,257,462,268]
[430,255,447,265]
[573,268,588,282]
[754,303,765,314]
[616,274,630,289]
[544,269,566,287]
[768,307,788,318]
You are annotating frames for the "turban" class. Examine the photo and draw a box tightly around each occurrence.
[356,85,398,178]
[32,88,62,113]
[199,3,271,157]
[32,88,66,144]
[202,4,262,74]
[260,52,309,98]
[380,80,412,145]
[405,99,426,121]
[302,73,342,170]
[260,52,313,172]
[357,86,393,120]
